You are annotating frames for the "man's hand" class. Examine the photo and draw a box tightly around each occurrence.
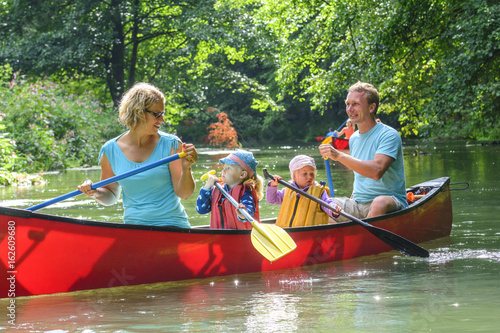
[319,143,341,161]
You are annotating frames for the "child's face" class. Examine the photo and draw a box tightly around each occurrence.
[293,165,316,189]
[221,163,245,188]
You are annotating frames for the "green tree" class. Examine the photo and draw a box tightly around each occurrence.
[250,0,500,140]
[1,0,197,106]
[1,1,280,112]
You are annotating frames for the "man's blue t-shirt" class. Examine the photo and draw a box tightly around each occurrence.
[349,123,407,208]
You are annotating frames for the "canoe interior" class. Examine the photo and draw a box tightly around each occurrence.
[0,177,452,298]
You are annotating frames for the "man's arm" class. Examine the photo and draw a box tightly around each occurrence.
[319,144,395,181]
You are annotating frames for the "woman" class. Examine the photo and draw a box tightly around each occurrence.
[334,119,355,139]
[78,82,198,228]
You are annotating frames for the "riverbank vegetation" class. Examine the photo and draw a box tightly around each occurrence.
[0,0,498,182]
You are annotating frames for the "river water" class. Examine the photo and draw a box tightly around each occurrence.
[1,140,499,332]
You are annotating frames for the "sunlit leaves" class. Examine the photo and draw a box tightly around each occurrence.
[250,0,500,139]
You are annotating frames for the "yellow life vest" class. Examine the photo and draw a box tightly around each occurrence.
[276,182,331,228]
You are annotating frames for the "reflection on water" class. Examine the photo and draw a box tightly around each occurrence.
[1,140,500,331]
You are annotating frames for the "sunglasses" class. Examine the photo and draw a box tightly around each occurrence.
[144,109,166,119]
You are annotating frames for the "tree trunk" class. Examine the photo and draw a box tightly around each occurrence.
[128,0,140,88]
[107,0,126,108]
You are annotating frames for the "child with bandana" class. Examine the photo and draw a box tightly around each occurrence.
[196,150,264,229]
[266,155,340,228]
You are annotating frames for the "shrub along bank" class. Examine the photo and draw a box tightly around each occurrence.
[0,65,122,186]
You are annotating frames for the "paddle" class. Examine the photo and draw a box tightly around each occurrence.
[26,152,186,212]
[322,119,352,195]
[263,169,430,258]
[335,119,348,133]
[321,136,336,197]
[200,171,296,262]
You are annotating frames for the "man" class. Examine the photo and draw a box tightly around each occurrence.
[325,127,338,138]
[319,82,407,221]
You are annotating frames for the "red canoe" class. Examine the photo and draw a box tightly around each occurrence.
[0,177,453,298]
[331,137,349,150]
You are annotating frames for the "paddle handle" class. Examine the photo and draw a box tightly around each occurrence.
[213,182,255,223]
[26,152,186,212]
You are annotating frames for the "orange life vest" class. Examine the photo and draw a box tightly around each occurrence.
[276,182,330,228]
[210,183,259,229]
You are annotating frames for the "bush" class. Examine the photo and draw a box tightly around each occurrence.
[0,113,17,170]
[206,112,239,148]
[0,65,123,174]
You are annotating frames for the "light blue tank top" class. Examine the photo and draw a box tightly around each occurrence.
[98,131,191,228]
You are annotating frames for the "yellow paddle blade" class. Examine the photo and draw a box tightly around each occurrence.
[200,170,217,181]
[321,136,332,145]
[251,222,297,262]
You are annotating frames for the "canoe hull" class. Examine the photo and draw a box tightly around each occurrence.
[0,178,452,298]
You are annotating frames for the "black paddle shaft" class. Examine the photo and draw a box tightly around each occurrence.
[262,169,430,258]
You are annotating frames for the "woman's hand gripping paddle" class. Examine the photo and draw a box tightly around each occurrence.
[263,169,429,258]
[27,152,186,212]
[201,170,296,262]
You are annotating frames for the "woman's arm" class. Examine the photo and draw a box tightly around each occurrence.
[170,143,198,200]
[334,127,346,137]
[77,153,121,206]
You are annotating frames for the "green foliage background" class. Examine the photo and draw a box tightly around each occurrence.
[0,0,499,182]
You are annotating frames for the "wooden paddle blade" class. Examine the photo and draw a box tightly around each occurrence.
[251,222,297,262]
[365,224,430,258]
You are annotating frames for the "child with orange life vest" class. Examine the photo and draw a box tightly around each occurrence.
[196,150,264,229]
[266,155,341,228]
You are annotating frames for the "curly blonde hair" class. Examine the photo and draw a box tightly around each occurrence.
[118,83,165,129]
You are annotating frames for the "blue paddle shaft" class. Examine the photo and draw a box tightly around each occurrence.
[336,119,348,132]
[26,152,185,212]
[324,159,335,197]
[323,120,346,197]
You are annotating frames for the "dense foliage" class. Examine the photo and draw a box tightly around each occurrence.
[250,0,500,139]
[0,0,499,182]
[0,65,122,176]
